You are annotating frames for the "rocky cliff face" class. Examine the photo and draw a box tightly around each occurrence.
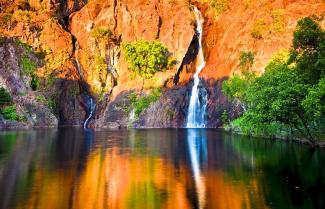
[0,0,324,129]
[0,37,58,129]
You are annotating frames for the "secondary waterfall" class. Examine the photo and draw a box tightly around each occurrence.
[83,95,96,129]
[74,41,97,129]
[186,7,208,128]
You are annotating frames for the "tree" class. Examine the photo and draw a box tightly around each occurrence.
[122,40,170,78]
[288,17,325,84]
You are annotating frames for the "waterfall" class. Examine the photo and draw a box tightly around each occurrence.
[186,7,208,128]
[74,41,97,129]
[83,95,96,129]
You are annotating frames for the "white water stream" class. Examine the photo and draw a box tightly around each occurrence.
[186,7,208,128]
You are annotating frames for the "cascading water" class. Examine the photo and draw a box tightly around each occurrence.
[186,7,208,128]
[83,95,96,129]
[74,41,97,129]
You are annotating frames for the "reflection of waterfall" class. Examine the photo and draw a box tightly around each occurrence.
[187,129,207,209]
[186,7,208,128]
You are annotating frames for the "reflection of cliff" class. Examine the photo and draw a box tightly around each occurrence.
[0,129,276,209]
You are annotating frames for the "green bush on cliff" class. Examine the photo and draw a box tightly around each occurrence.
[122,40,170,78]
[0,87,12,106]
[91,27,113,40]
[129,88,162,117]
[1,105,18,121]
[211,0,228,14]
[251,19,266,39]
[239,51,254,71]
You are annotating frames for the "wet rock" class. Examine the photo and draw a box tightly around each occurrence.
[95,91,132,129]
[136,87,189,128]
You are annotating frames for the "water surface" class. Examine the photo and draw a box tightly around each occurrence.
[0,128,324,209]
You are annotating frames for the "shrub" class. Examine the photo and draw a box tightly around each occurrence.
[122,40,170,78]
[0,13,14,30]
[1,105,18,121]
[20,54,37,75]
[239,51,254,71]
[251,19,265,39]
[221,110,229,125]
[36,95,46,103]
[94,56,108,79]
[91,27,113,40]
[211,0,228,14]
[129,88,162,117]
[271,9,285,33]
[0,87,12,106]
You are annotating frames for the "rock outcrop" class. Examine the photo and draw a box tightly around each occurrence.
[0,37,58,129]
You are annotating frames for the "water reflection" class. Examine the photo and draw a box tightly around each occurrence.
[0,129,324,209]
[186,129,207,209]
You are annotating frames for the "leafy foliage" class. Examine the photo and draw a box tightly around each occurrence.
[20,55,36,75]
[91,27,113,40]
[129,88,162,117]
[289,17,325,84]
[223,17,325,142]
[251,19,266,39]
[239,51,254,71]
[0,87,12,106]
[210,0,228,14]
[1,105,18,121]
[122,40,170,78]
[222,72,255,102]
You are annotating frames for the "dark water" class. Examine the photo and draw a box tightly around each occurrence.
[0,128,324,209]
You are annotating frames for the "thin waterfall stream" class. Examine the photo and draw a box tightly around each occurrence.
[186,7,208,128]
[74,41,97,129]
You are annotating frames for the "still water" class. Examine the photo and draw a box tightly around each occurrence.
[0,128,324,209]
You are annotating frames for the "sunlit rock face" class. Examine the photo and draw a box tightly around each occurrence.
[69,0,196,96]
[196,0,325,80]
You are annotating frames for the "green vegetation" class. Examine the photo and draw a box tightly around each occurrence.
[271,9,285,33]
[239,51,254,71]
[91,27,113,40]
[129,88,162,118]
[20,54,37,75]
[36,95,57,112]
[20,54,40,90]
[0,87,12,106]
[223,17,325,143]
[210,0,228,14]
[122,40,171,78]
[1,105,18,120]
[251,19,266,39]
[0,88,24,121]
[221,110,230,125]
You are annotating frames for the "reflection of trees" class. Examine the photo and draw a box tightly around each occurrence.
[225,134,325,209]
[2,129,323,209]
